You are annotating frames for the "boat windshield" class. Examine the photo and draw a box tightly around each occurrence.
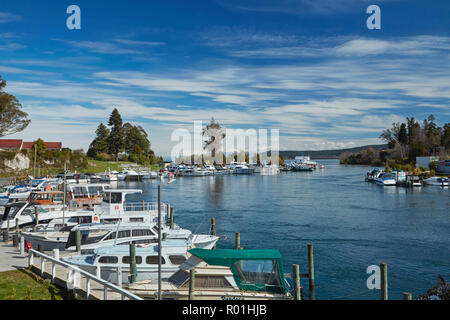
[232,259,282,292]
[103,192,122,204]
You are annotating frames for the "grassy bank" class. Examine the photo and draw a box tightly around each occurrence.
[0,269,73,300]
[0,160,162,179]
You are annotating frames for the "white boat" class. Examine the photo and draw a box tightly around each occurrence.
[99,168,118,182]
[256,164,280,175]
[423,177,449,187]
[227,162,254,175]
[62,240,194,284]
[375,172,397,186]
[128,248,293,300]
[22,221,219,252]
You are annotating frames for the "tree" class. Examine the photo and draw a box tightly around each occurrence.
[123,123,150,155]
[87,123,110,158]
[202,117,226,159]
[442,123,450,150]
[0,75,30,137]
[107,108,125,161]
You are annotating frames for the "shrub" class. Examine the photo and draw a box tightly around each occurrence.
[96,152,111,161]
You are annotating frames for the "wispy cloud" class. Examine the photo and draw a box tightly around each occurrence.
[0,12,20,23]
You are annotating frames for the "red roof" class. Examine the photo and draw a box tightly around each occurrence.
[0,139,23,148]
[44,142,62,149]
[0,139,62,150]
[22,142,33,149]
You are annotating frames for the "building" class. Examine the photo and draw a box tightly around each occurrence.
[415,156,440,170]
[437,160,450,174]
[0,139,62,151]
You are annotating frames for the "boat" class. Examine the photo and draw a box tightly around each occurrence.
[62,240,195,284]
[22,220,219,252]
[366,168,383,181]
[228,162,255,175]
[374,172,397,186]
[255,164,280,175]
[99,169,118,182]
[128,248,294,300]
[406,175,422,187]
[423,177,449,187]
[291,164,315,172]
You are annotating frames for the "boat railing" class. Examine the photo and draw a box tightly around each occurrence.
[28,248,143,300]
[123,201,168,213]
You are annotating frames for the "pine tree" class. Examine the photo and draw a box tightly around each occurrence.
[87,123,110,158]
[107,108,125,161]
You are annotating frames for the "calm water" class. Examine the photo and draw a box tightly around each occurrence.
[118,160,449,300]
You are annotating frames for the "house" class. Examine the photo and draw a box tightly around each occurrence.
[0,139,62,151]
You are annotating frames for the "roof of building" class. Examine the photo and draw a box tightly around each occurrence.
[0,139,23,148]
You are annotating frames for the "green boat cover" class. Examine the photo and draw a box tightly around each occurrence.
[188,248,287,294]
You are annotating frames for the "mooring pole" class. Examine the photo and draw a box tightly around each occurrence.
[235,232,241,249]
[157,184,162,300]
[293,264,301,300]
[189,269,195,300]
[170,207,174,229]
[75,229,81,253]
[307,243,315,300]
[380,262,388,300]
[402,292,412,300]
[129,243,136,283]
[211,218,216,250]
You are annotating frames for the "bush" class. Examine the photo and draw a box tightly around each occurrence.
[96,152,111,161]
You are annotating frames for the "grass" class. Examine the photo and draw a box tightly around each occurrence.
[0,269,73,300]
[0,159,162,179]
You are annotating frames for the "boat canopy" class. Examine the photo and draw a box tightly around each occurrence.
[188,248,287,294]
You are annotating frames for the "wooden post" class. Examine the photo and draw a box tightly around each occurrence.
[15,218,19,234]
[117,266,122,288]
[52,249,59,284]
[142,200,145,211]
[28,252,34,267]
[75,229,81,253]
[211,218,216,250]
[402,292,412,300]
[20,236,25,255]
[35,206,39,226]
[380,262,388,300]
[170,207,174,229]
[86,278,91,300]
[307,243,315,300]
[293,264,301,300]
[235,232,241,249]
[189,269,195,300]
[129,243,136,283]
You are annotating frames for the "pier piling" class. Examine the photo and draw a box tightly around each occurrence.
[293,264,301,300]
[380,262,388,300]
[307,243,315,300]
[75,229,81,253]
[211,218,216,250]
[235,232,241,250]
[129,243,137,284]
[402,292,412,300]
[170,207,174,229]
[15,218,19,234]
[189,269,195,300]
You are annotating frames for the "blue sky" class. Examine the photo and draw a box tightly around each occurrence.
[1,0,449,157]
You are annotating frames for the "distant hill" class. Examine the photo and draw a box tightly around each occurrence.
[277,144,388,160]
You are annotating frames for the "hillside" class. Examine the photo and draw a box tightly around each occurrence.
[277,144,388,160]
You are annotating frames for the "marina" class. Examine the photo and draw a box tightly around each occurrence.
[0,159,448,300]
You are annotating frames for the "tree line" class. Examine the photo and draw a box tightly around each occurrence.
[87,108,162,165]
[340,114,450,167]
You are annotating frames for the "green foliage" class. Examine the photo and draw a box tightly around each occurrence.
[0,75,31,137]
[107,108,125,161]
[95,152,111,161]
[87,123,110,157]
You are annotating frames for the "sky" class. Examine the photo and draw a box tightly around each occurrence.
[1,0,449,158]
